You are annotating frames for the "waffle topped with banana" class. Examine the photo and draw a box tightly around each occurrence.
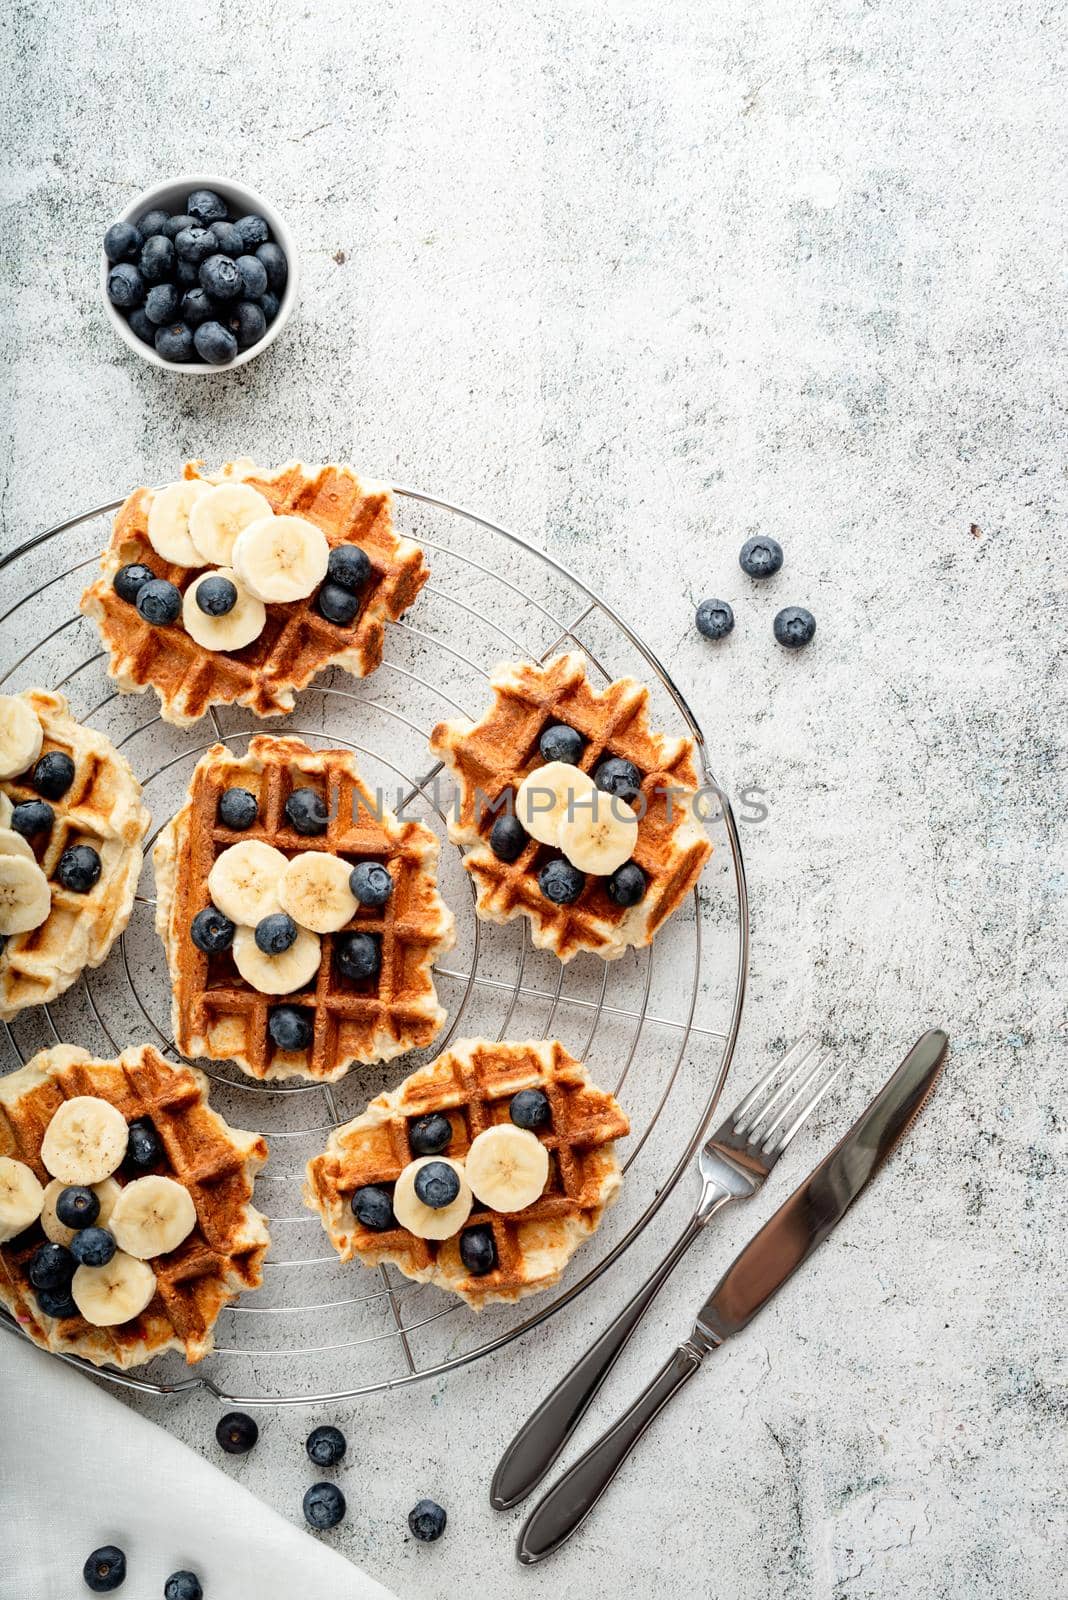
[0,689,150,1021]
[79,459,430,727]
[429,652,713,962]
[154,735,455,1083]
[0,1043,269,1368]
[304,1039,629,1309]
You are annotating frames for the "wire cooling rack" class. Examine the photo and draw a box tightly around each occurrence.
[0,483,748,1404]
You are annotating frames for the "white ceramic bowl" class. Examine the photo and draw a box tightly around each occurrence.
[100,173,299,374]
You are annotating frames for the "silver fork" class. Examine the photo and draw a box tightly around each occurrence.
[490,1038,841,1510]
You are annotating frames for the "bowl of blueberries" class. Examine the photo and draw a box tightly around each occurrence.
[101,174,298,371]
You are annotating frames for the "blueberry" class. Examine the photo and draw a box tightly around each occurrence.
[139,234,175,284]
[56,844,101,893]
[179,287,215,329]
[235,253,269,298]
[255,911,298,955]
[127,307,157,344]
[459,1225,497,1276]
[509,1088,550,1130]
[304,1481,345,1530]
[208,220,244,258]
[136,578,182,624]
[594,756,642,803]
[164,1573,203,1600]
[739,536,784,579]
[227,300,266,350]
[155,323,195,363]
[82,1545,127,1592]
[175,258,199,288]
[539,723,584,764]
[69,1226,116,1268]
[409,1113,451,1156]
[186,188,229,226]
[55,1185,99,1229]
[144,282,180,326]
[215,1410,258,1454]
[306,1424,347,1467]
[268,1005,312,1051]
[161,214,196,240]
[408,1498,447,1542]
[351,1184,395,1231]
[113,562,155,603]
[538,858,585,904]
[11,800,54,840]
[33,750,75,800]
[335,931,381,981]
[217,787,258,829]
[316,580,360,625]
[199,253,242,302]
[348,861,393,906]
[137,207,170,238]
[489,813,527,862]
[773,605,816,649]
[284,787,329,835]
[259,290,280,323]
[190,905,235,954]
[413,1160,460,1209]
[326,544,371,592]
[106,263,145,309]
[606,861,647,906]
[174,226,216,266]
[36,1284,78,1318]
[125,1118,162,1170]
[193,321,238,365]
[234,214,270,250]
[255,240,288,293]
[195,574,238,615]
[28,1242,75,1290]
[695,598,734,641]
[103,221,142,263]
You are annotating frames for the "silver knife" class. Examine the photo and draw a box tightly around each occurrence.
[515,1027,949,1564]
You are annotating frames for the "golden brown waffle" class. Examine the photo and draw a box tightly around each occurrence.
[304,1039,629,1309]
[155,736,455,1083]
[0,690,150,1021]
[429,653,712,961]
[79,459,429,727]
[0,1043,269,1368]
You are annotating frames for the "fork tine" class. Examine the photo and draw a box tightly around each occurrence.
[733,1039,820,1136]
[761,1054,842,1154]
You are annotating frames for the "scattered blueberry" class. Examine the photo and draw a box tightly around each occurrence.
[125,1118,162,1170]
[33,750,76,800]
[208,220,244,258]
[284,787,329,835]
[695,598,734,641]
[773,605,816,649]
[414,1160,460,1209]
[538,858,585,904]
[259,290,280,322]
[11,800,54,840]
[127,307,157,344]
[106,262,145,309]
[29,1241,75,1290]
[306,1424,347,1467]
[164,1573,202,1600]
[56,844,102,893]
[215,1410,258,1454]
[227,300,266,350]
[459,1225,497,1277]
[103,221,142,263]
[161,213,196,240]
[256,240,288,293]
[349,861,393,906]
[326,544,371,592]
[351,1184,395,1231]
[179,287,214,328]
[409,1113,451,1156]
[335,931,381,981]
[489,813,528,862]
[36,1284,78,1318]
[155,322,196,363]
[193,320,237,364]
[144,282,181,326]
[235,253,269,299]
[136,578,182,624]
[217,787,258,829]
[594,756,642,804]
[255,911,298,955]
[606,861,647,906]
[139,234,175,284]
[199,253,242,301]
[190,905,236,954]
[408,1498,447,1543]
[739,535,784,578]
[137,208,170,238]
[316,580,360,625]
[509,1088,550,1130]
[235,214,270,250]
[113,563,155,604]
[195,574,238,615]
[69,1227,116,1268]
[174,225,216,266]
[82,1545,127,1592]
[186,188,229,226]
[304,1481,345,1530]
[539,723,584,764]
[268,1005,313,1051]
[55,1185,99,1229]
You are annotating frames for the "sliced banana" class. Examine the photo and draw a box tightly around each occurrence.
[278,851,357,934]
[464,1124,549,1212]
[0,853,52,935]
[71,1250,157,1326]
[188,482,274,565]
[392,1157,473,1241]
[0,826,35,861]
[145,480,212,567]
[232,514,329,603]
[515,761,597,848]
[0,695,43,780]
[40,1096,128,1185]
[558,792,638,875]
[110,1174,197,1259]
[207,840,287,924]
[182,568,267,652]
[233,922,322,994]
[0,1156,45,1243]
[0,791,12,826]
[40,1176,121,1247]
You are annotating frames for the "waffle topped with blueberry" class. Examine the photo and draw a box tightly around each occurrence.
[0,1043,269,1368]
[0,689,151,1021]
[154,736,456,1083]
[304,1038,629,1309]
[429,653,713,962]
[79,459,430,728]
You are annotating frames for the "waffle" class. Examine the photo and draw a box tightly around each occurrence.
[304,1039,629,1309]
[154,736,456,1083]
[79,459,429,727]
[429,653,712,961]
[0,690,150,1021]
[0,1043,269,1368]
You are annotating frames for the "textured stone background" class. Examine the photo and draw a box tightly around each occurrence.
[2,0,1065,1596]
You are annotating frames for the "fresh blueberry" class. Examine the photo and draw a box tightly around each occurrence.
[144,282,180,326]
[489,813,527,862]
[316,580,360,625]
[55,1185,99,1229]
[409,1113,451,1157]
[163,1573,202,1600]
[137,207,170,238]
[606,861,647,906]
[593,756,642,803]
[33,750,75,800]
[208,220,244,258]
[335,931,381,981]
[186,188,229,226]
[176,258,200,288]
[136,578,182,624]
[127,307,157,344]
[306,1424,347,1467]
[56,844,101,893]
[195,574,238,615]
[284,787,329,835]
[28,1242,75,1290]
[82,1545,127,1592]
[326,544,371,592]
[161,213,196,240]
[268,1005,313,1051]
[199,253,242,301]
[414,1160,460,1209]
[407,1498,447,1542]
[155,323,196,363]
[235,253,268,298]
[254,912,298,955]
[215,1410,258,1454]
[351,1184,395,1231]
[234,214,270,250]
[103,221,142,263]
[695,598,734,641]
[509,1088,550,1130]
[348,861,393,906]
[174,226,217,266]
[217,787,258,829]
[36,1285,78,1318]
[106,262,145,309]
[125,1118,162,1170]
[459,1225,497,1276]
[69,1226,116,1268]
[538,858,585,904]
[226,300,266,350]
[113,562,155,604]
[539,723,584,764]
[11,800,54,840]
[193,321,238,365]
[259,290,280,323]
[190,905,235,954]
[179,287,214,329]
[739,536,784,579]
[773,605,816,649]
[304,1481,345,1530]
[255,240,288,293]
[139,234,175,284]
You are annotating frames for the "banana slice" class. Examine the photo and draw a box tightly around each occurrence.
[40,1176,121,1247]
[207,840,287,924]
[0,853,52,935]
[182,568,267,652]
[0,1156,45,1243]
[71,1251,157,1326]
[558,793,638,875]
[0,695,43,780]
[40,1096,128,1185]
[188,482,274,565]
[392,1157,473,1241]
[231,514,329,603]
[145,480,212,566]
[0,826,35,861]
[232,922,321,994]
[515,761,597,847]
[0,792,11,826]
[109,1174,197,1259]
[278,851,358,934]
[464,1125,549,1212]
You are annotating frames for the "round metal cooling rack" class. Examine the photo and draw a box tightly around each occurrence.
[0,483,749,1405]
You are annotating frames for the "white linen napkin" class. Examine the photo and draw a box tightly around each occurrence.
[1,1332,397,1600]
